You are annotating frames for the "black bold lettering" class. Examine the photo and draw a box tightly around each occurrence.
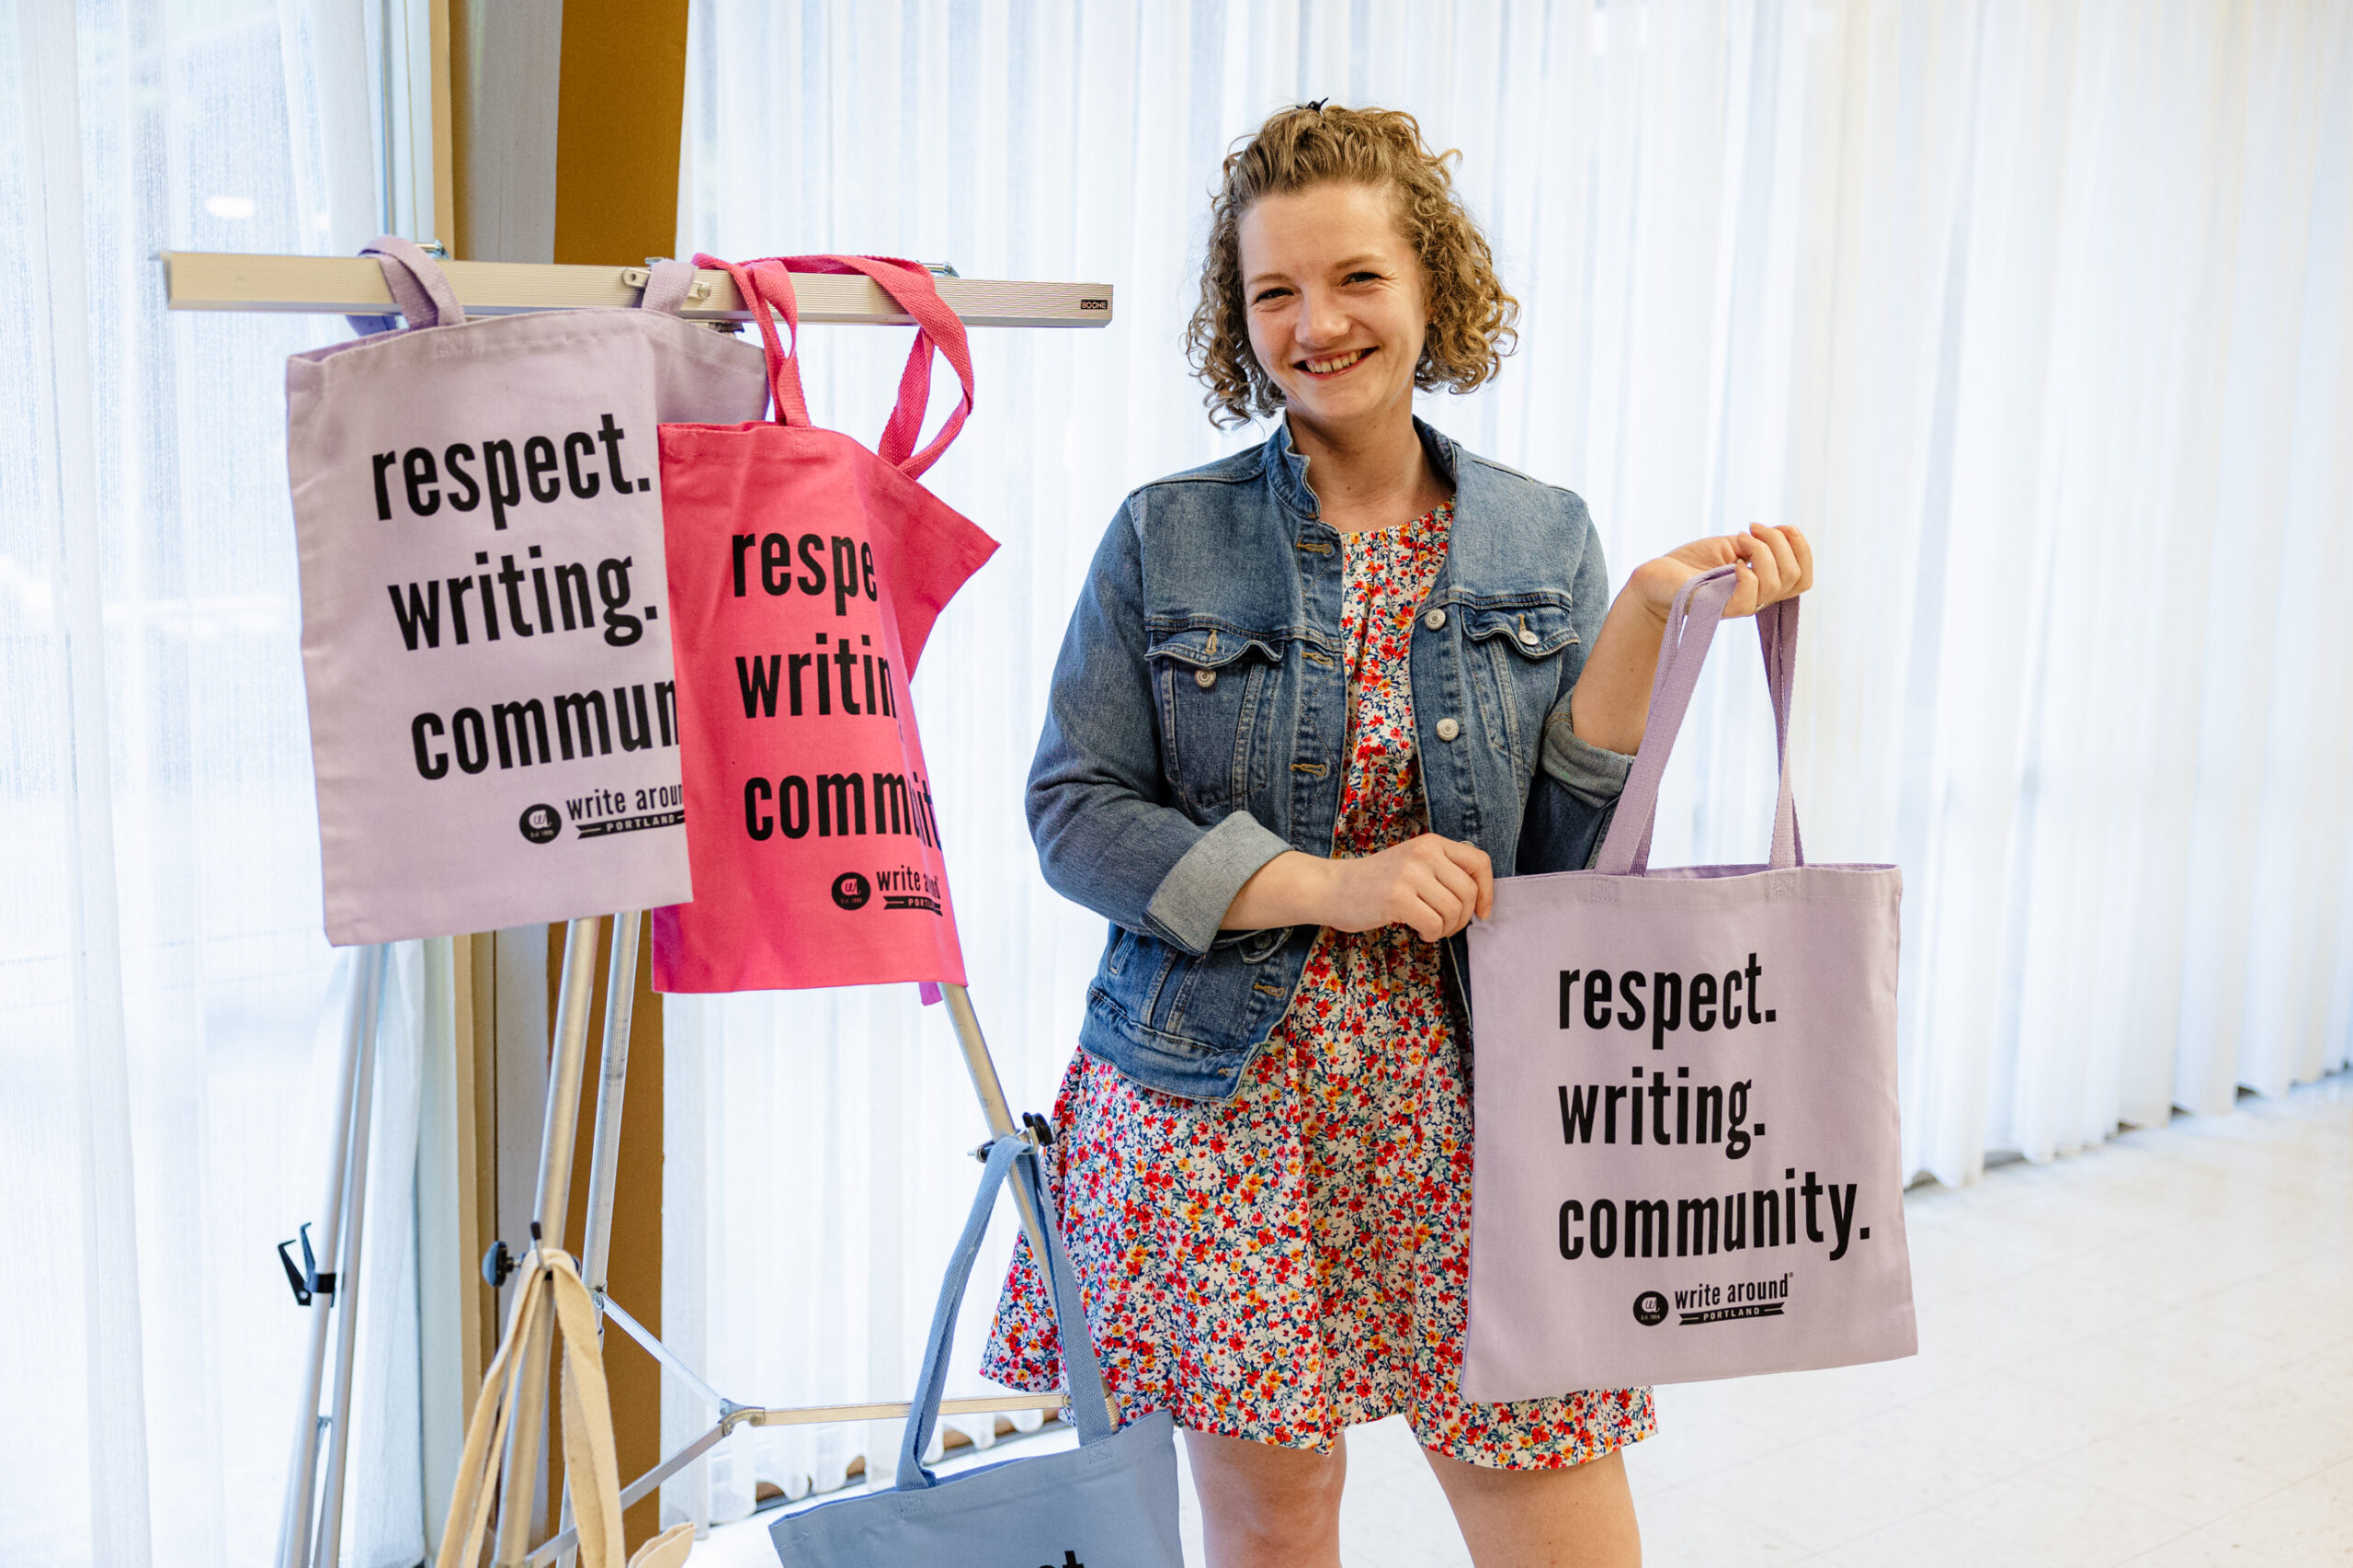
[779,775,810,838]
[563,430,601,497]
[403,448,440,516]
[815,772,866,836]
[597,558,642,646]
[732,534,756,597]
[796,533,825,594]
[1677,1198,1719,1257]
[411,712,448,778]
[738,655,781,718]
[831,536,859,616]
[1584,971,1613,1030]
[1560,969,1581,1028]
[492,699,551,767]
[1558,1200,1584,1260]
[614,685,654,752]
[1559,1085,1599,1143]
[744,777,773,840]
[1589,1200,1618,1258]
[1651,971,1681,1050]
[524,436,561,503]
[451,708,490,774]
[597,414,637,491]
[372,451,397,519]
[483,439,520,528]
[386,581,442,650]
[443,444,480,510]
[1618,971,1647,1031]
[1691,971,1718,1030]
[554,562,591,631]
[1723,970,1744,1029]
[860,541,878,600]
[552,690,610,759]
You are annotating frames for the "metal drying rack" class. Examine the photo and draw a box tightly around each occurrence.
[167,250,1115,1568]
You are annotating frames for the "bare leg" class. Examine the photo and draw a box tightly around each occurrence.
[1424,1445,1642,1568]
[1183,1427,1349,1568]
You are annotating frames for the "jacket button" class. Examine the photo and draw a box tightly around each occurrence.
[1435,717,1461,742]
[1518,627,1540,647]
[1423,608,1447,631]
[1194,667,1217,689]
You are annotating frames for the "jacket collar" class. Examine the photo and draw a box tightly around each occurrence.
[1261,413,1462,520]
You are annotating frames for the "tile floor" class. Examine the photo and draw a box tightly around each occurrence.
[716,1070,2352,1565]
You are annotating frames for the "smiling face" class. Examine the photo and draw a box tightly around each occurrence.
[1238,180,1428,444]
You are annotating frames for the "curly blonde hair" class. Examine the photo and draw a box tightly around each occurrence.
[1186,103,1519,428]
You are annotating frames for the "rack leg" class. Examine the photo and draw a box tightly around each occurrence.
[275,945,381,1568]
[558,910,641,1568]
[579,912,642,1300]
[312,944,388,1568]
[939,982,1099,1424]
[491,915,605,1565]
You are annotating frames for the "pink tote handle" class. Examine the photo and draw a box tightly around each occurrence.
[719,255,976,478]
[699,254,811,427]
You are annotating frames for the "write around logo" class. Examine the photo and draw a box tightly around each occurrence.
[1631,1290,1668,1326]
[517,803,561,844]
[831,871,873,910]
[563,783,685,840]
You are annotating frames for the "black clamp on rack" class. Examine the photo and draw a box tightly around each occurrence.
[276,1222,335,1307]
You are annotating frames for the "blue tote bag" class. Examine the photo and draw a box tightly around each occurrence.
[770,1135,1183,1567]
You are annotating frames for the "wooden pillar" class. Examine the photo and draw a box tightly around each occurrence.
[449,2,691,1549]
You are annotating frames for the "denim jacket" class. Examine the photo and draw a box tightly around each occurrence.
[1028,417,1632,1101]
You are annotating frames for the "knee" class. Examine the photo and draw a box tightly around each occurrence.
[1186,1430,1347,1566]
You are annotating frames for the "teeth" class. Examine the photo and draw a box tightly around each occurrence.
[1306,348,1367,374]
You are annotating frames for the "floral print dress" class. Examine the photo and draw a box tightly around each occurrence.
[983,501,1655,1468]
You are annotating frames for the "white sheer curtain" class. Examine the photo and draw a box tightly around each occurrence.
[0,2,426,1564]
[665,0,2352,1528]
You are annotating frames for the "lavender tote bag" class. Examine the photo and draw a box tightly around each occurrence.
[1462,565,1915,1400]
[771,1134,1183,1568]
[286,237,768,944]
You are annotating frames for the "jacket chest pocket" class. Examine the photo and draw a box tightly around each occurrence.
[1461,599,1578,767]
[1147,621,1282,813]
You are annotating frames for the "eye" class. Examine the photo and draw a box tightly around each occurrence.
[1345,270,1383,285]
[1251,286,1291,305]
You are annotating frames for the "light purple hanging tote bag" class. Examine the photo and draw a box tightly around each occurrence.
[285,238,767,944]
[1462,565,1915,1400]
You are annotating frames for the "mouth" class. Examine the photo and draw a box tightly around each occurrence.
[1298,347,1372,379]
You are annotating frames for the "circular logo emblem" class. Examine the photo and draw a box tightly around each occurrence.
[518,803,562,844]
[1632,1290,1669,1327]
[830,871,873,911]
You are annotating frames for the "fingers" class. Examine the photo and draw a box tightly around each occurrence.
[1751,525,1802,602]
[1784,525,1815,593]
[1438,837,1496,921]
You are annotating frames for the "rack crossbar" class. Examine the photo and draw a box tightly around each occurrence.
[159,252,1114,327]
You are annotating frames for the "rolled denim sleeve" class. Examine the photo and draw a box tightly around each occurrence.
[1540,713,1634,804]
[1027,501,1290,956]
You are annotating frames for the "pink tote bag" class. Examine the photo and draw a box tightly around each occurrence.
[1462,566,1915,1398]
[652,256,997,994]
[286,238,769,945]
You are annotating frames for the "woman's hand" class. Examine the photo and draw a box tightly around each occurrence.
[1634,523,1814,621]
[1219,835,1495,942]
[1571,524,1816,756]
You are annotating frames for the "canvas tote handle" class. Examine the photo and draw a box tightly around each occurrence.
[434,1246,632,1568]
[698,253,976,479]
[350,234,466,335]
[895,1134,1117,1490]
[1594,564,1805,876]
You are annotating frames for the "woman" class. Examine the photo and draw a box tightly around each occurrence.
[985,103,1812,1567]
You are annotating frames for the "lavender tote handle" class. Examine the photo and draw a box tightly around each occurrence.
[347,234,465,335]
[1594,564,1804,876]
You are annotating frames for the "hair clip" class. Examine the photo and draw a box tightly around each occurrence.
[1303,97,1329,115]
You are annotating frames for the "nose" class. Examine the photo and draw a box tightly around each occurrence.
[1295,283,1349,350]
